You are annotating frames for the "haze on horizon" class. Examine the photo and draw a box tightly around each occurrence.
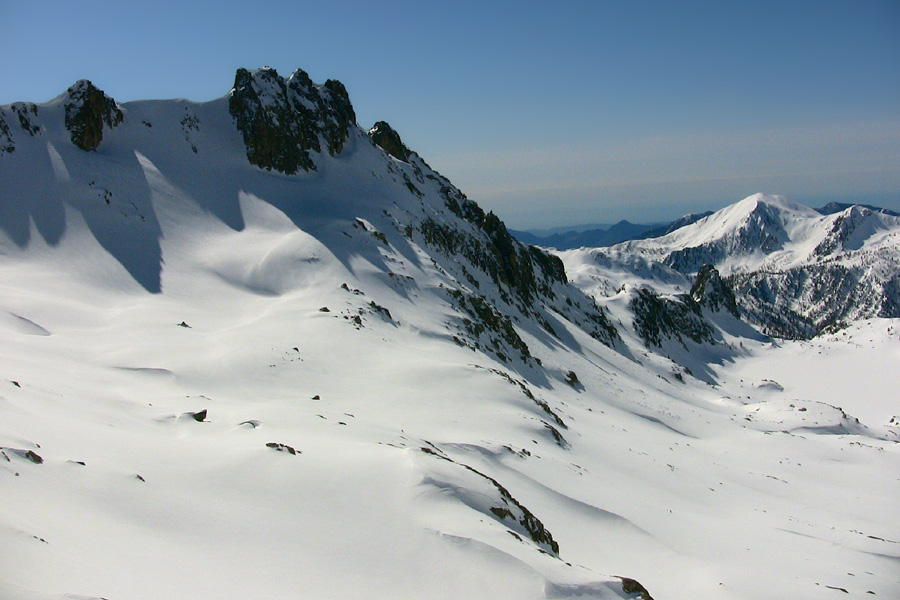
[2,0,898,229]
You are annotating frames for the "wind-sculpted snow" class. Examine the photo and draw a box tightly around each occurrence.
[1,72,899,600]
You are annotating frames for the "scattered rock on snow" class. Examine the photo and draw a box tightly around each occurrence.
[756,379,784,392]
[619,576,654,599]
[266,442,299,455]
[1,447,43,464]
[186,409,208,422]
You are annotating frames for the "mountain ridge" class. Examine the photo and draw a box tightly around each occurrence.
[562,193,900,339]
[1,68,898,600]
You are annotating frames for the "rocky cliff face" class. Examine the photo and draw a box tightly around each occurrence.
[729,257,900,338]
[388,124,621,360]
[599,194,900,339]
[663,200,790,273]
[690,265,739,318]
[63,80,123,151]
[3,80,121,154]
[228,67,356,174]
[368,120,412,162]
[630,287,715,349]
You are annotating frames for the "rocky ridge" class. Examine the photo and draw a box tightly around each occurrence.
[575,194,900,339]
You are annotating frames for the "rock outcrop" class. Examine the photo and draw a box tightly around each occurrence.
[630,287,715,348]
[228,66,356,174]
[64,80,123,151]
[690,264,739,317]
[368,120,411,162]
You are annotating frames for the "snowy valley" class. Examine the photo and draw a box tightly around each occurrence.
[1,67,898,600]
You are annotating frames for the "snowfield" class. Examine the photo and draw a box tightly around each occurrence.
[1,70,898,600]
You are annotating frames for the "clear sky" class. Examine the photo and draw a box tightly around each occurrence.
[2,0,898,229]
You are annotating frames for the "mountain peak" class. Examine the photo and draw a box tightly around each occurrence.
[737,192,818,219]
[818,201,900,217]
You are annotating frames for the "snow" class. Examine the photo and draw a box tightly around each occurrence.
[611,192,900,275]
[722,318,900,427]
[1,79,899,600]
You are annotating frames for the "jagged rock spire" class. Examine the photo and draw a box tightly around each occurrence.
[690,264,740,317]
[368,121,411,162]
[64,80,123,151]
[228,67,357,174]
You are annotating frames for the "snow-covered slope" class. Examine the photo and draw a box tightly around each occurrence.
[1,70,899,600]
[564,193,900,338]
[611,193,899,275]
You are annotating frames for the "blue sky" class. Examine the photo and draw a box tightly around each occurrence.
[2,0,898,228]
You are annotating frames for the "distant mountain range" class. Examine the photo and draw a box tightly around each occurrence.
[513,202,899,250]
[560,193,900,339]
[511,220,662,249]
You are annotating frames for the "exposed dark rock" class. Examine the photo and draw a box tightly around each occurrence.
[320,79,356,155]
[727,261,900,339]
[64,80,123,151]
[368,121,411,162]
[446,287,533,364]
[416,193,619,352]
[11,102,40,136]
[813,205,889,256]
[630,287,715,348]
[1,447,44,464]
[544,422,569,448]
[229,67,313,174]
[228,67,357,174]
[691,265,739,317]
[422,448,560,554]
[619,576,654,599]
[664,202,787,274]
[184,409,207,422]
[0,107,16,155]
[824,585,849,593]
[368,300,392,321]
[266,442,299,455]
[429,196,568,307]
[483,474,559,553]
[0,110,14,153]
